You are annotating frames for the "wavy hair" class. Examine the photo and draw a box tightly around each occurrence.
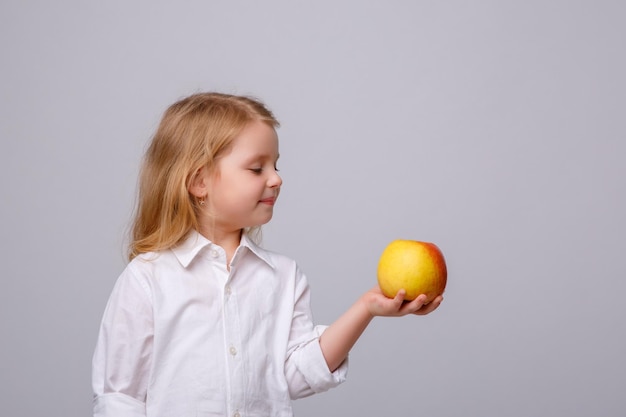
[129,92,279,260]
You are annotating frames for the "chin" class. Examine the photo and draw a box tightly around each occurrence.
[246,214,273,229]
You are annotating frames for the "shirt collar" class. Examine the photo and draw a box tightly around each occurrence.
[239,233,275,269]
[171,229,275,269]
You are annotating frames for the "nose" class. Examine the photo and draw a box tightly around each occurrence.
[268,170,282,188]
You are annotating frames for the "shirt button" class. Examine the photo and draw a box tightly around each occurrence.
[233,411,241,417]
[210,249,219,258]
[225,285,232,296]
[229,346,237,356]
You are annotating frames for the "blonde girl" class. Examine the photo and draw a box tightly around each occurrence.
[92,92,443,417]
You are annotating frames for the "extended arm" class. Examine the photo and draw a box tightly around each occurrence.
[318,286,443,372]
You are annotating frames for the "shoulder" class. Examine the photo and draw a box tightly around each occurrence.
[121,249,179,284]
[114,249,183,298]
[243,239,299,271]
[261,246,296,265]
[248,245,311,287]
[126,250,170,274]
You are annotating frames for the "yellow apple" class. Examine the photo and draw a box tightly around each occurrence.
[377,239,447,302]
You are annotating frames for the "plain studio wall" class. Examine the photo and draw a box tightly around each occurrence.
[1,1,624,416]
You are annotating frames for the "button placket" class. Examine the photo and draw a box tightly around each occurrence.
[223,271,244,412]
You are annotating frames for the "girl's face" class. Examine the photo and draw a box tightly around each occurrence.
[202,120,282,234]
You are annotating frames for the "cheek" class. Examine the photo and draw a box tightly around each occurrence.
[221,181,259,206]
[209,172,265,208]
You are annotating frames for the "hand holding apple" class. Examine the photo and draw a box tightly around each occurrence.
[361,286,443,317]
[318,243,446,372]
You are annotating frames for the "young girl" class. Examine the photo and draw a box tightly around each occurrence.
[92,92,443,417]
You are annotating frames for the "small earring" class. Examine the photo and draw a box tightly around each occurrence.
[199,197,205,206]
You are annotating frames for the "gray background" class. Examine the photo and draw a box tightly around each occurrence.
[1,1,624,416]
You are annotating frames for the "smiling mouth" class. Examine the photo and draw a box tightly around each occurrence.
[259,197,276,205]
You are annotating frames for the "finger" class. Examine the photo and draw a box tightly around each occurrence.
[393,289,407,305]
[399,294,428,314]
[414,295,444,315]
[386,289,406,312]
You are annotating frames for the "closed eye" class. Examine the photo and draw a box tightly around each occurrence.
[249,166,279,174]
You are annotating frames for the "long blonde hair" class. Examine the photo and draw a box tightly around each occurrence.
[129,92,279,260]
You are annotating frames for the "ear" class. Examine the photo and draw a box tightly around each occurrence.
[188,166,210,198]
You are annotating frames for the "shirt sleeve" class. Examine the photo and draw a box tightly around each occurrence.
[92,265,153,417]
[284,268,348,399]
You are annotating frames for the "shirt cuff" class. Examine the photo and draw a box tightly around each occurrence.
[93,393,146,417]
[297,325,349,394]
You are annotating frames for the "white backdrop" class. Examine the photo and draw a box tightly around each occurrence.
[1,1,624,416]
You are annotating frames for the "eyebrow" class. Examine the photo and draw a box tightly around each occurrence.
[242,153,280,164]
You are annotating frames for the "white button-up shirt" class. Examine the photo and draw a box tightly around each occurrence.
[92,231,348,417]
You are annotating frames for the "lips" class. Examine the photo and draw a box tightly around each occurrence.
[259,196,276,205]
